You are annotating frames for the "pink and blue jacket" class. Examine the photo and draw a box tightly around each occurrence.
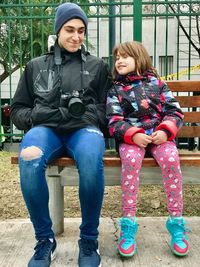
[106,71,184,144]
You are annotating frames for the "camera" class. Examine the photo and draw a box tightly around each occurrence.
[60,90,85,118]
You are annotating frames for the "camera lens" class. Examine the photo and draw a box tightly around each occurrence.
[68,97,85,118]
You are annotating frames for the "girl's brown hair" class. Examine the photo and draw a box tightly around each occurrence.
[112,41,158,79]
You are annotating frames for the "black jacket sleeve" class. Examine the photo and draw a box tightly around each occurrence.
[10,61,70,131]
[10,63,34,130]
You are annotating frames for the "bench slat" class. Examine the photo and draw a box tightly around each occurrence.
[167,80,200,92]
[177,126,200,137]
[176,95,200,108]
[11,154,200,167]
[183,112,200,123]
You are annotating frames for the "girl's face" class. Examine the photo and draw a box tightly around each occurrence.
[115,52,136,75]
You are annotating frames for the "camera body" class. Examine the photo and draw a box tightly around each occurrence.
[60,90,85,118]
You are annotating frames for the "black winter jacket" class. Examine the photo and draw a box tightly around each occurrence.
[11,46,112,135]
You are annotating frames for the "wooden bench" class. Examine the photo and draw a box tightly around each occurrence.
[11,80,200,235]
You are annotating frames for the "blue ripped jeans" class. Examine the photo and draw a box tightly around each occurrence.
[19,126,105,241]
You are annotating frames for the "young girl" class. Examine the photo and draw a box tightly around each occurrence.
[106,41,189,258]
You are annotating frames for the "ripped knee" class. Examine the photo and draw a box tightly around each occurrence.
[20,146,43,161]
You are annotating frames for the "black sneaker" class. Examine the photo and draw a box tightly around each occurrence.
[28,238,57,267]
[78,239,101,267]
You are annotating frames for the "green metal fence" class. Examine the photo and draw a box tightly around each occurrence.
[0,0,200,144]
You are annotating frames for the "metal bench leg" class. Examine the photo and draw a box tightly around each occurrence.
[47,166,64,235]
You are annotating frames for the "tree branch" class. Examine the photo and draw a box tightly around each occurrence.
[196,15,200,48]
[168,4,200,57]
[0,64,20,83]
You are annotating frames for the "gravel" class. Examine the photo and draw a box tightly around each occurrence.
[0,151,200,219]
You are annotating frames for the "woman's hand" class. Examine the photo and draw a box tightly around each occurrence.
[151,130,168,145]
[132,133,152,148]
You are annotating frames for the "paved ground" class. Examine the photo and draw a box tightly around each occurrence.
[0,217,199,267]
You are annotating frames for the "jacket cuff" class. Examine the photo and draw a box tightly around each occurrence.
[124,127,145,144]
[155,121,178,140]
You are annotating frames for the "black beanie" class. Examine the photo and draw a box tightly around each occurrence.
[54,3,88,34]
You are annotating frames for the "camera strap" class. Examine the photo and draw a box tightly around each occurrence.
[54,42,62,66]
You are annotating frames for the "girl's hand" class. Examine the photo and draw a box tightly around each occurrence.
[132,133,152,148]
[151,130,168,145]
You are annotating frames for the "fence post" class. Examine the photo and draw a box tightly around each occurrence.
[134,0,142,41]
[109,0,116,68]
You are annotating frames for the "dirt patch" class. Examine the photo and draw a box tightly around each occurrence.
[0,151,200,219]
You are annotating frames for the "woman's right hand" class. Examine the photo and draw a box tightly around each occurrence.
[132,133,152,148]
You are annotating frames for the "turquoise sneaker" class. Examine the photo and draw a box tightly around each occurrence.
[118,217,138,257]
[166,216,189,256]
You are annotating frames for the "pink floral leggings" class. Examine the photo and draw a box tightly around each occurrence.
[119,141,183,218]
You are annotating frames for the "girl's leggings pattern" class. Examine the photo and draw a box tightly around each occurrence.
[119,141,183,218]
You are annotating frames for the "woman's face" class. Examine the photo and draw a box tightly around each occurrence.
[115,52,136,75]
[57,19,85,53]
